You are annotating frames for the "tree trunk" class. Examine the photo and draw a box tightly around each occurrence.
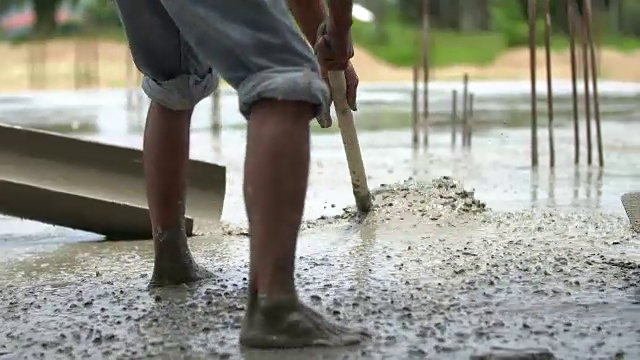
[458,0,484,31]
[372,0,387,44]
[479,0,490,30]
[437,0,457,29]
[608,0,621,32]
[32,0,61,36]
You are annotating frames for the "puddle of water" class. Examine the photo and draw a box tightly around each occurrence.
[2,80,639,129]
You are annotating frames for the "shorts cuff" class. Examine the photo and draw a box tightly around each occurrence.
[141,72,219,111]
[236,67,329,120]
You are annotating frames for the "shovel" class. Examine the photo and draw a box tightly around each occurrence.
[621,192,640,232]
[325,70,373,213]
[0,123,226,240]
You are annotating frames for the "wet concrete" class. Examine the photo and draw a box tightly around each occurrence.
[1,81,639,133]
[0,83,639,358]
[0,177,638,359]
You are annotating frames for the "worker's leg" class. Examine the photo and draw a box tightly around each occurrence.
[160,0,369,348]
[115,0,218,287]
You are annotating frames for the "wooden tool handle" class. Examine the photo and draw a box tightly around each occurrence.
[328,71,348,109]
[327,70,372,213]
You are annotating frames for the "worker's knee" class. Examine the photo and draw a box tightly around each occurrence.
[155,0,330,120]
[115,0,219,111]
[138,44,219,111]
[237,67,329,121]
[142,71,219,111]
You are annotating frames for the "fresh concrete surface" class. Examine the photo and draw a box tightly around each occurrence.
[0,179,638,359]
[0,86,639,359]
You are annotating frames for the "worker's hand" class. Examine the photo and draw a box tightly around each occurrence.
[314,19,353,71]
[314,20,359,128]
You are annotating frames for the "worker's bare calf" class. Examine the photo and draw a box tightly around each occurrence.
[116,0,368,346]
[144,102,213,288]
[237,100,369,348]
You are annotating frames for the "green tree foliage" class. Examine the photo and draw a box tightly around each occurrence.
[0,0,118,38]
[32,0,62,34]
[82,0,120,27]
[389,0,636,47]
[0,0,73,37]
[490,0,544,47]
[2,0,638,42]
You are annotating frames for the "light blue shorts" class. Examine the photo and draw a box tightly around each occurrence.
[115,0,329,119]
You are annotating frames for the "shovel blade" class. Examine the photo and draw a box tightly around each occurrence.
[621,192,640,232]
[0,123,226,240]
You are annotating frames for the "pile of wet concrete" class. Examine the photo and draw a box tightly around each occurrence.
[221,176,487,235]
[372,175,487,218]
[302,176,487,230]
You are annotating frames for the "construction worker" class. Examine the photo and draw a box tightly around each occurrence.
[115,0,367,348]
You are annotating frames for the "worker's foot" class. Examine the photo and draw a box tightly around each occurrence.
[148,230,213,288]
[148,261,213,288]
[240,294,370,349]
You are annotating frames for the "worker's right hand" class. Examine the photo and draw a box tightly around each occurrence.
[314,19,353,72]
[314,20,359,128]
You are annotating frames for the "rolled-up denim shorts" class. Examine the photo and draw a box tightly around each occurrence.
[114,0,329,119]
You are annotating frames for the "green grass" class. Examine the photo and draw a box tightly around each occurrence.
[352,20,506,68]
[4,18,639,68]
[602,34,640,51]
[5,24,127,44]
[352,17,640,68]
[549,32,640,52]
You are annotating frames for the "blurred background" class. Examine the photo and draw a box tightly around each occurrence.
[0,0,639,91]
[1,0,639,261]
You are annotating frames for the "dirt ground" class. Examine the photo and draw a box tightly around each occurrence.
[1,40,639,92]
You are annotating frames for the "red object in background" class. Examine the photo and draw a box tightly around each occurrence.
[1,9,73,31]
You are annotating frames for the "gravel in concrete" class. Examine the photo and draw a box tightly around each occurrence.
[0,177,638,359]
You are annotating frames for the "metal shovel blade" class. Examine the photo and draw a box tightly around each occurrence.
[0,123,226,240]
[621,192,640,232]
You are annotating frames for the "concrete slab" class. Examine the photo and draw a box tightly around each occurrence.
[0,123,226,239]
